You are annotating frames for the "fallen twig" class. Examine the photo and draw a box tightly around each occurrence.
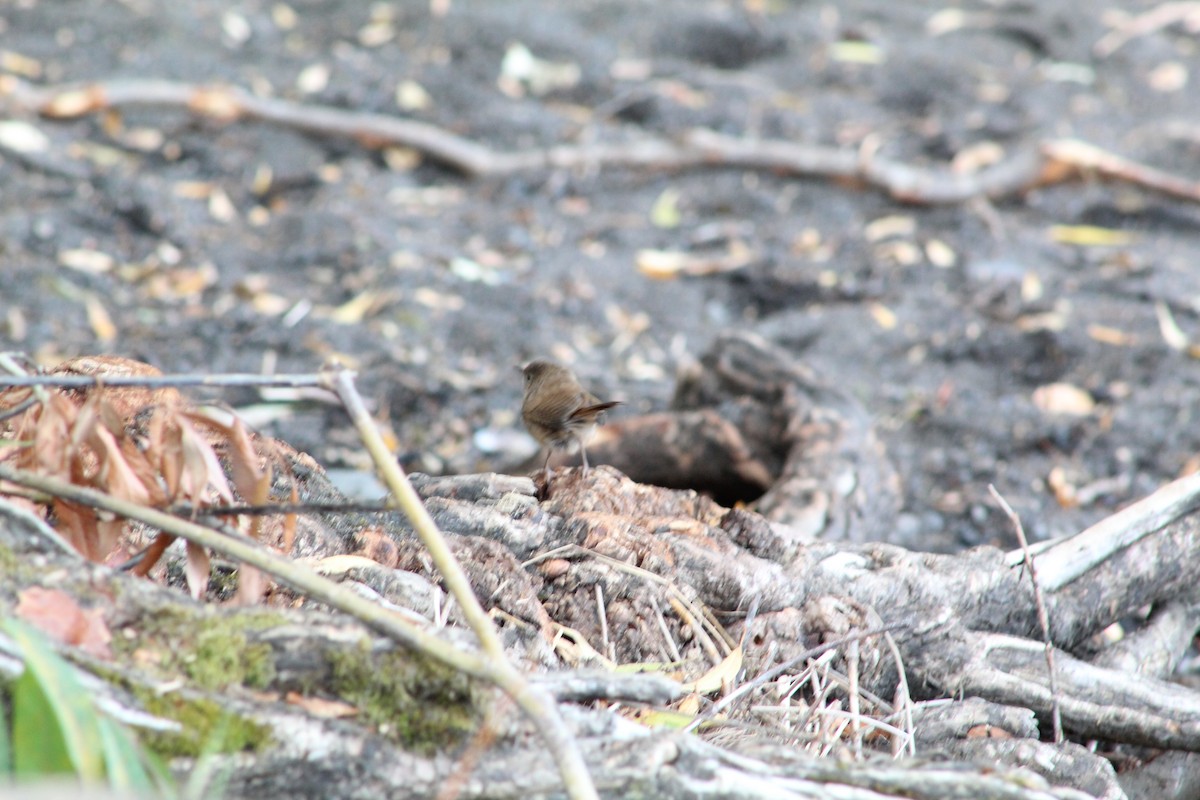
[4,76,1199,205]
[0,459,600,800]
[0,363,599,800]
[319,364,597,800]
[0,372,332,390]
[990,485,1062,744]
[1012,468,1200,591]
[1093,2,1200,56]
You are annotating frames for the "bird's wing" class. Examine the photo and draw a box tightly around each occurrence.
[569,400,621,420]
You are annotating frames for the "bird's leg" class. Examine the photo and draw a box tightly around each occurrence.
[542,448,554,483]
[580,440,590,477]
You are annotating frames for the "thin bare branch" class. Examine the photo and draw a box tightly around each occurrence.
[5,76,1199,205]
[0,372,333,390]
[990,485,1063,744]
[318,365,599,800]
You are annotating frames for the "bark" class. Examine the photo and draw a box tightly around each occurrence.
[2,333,1198,799]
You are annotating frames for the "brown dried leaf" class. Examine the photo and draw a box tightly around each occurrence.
[1032,383,1095,416]
[233,565,268,606]
[96,516,126,565]
[225,416,269,505]
[284,692,359,718]
[67,389,101,465]
[34,394,76,476]
[130,532,175,577]
[51,498,98,559]
[184,540,211,599]
[50,356,178,418]
[684,645,743,695]
[352,529,399,568]
[16,587,113,659]
[89,425,152,507]
[178,417,234,506]
[155,411,185,500]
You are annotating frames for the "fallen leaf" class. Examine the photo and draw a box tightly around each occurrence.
[925,238,957,268]
[863,215,915,242]
[296,62,330,94]
[1047,465,1078,508]
[830,39,884,64]
[16,587,112,659]
[395,80,431,110]
[329,291,379,324]
[285,692,359,718]
[185,540,211,599]
[684,646,743,695]
[0,50,43,78]
[498,43,581,97]
[0,119,49,153]
[1087,324,1134,346]
[650,188,682,229]
[1032,383,1095,416]
[1155,301,1190,351]
[84,294,117,343]
[869,302,897,330]
[951,141,1004,173]
[58,248,115,274]
[630,707,696,729]
[1049,225,1135,246]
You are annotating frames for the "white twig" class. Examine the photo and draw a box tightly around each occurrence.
[990,484,1063,743]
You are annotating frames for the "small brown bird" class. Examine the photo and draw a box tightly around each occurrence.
[521,359,619,476]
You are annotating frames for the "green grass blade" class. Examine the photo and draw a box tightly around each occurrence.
[4,619,105,780]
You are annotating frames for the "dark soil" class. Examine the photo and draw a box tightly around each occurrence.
[4,0,1200,552]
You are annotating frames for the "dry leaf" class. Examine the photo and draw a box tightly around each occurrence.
[1049,225,1135,246]
[1147,61,1188,93]
[684,646,743,695]
[951,141,1005,173]
[185,540,212,599]
[395,80,431,110]
[830,40,884,64]
[1047,465,1078,508]
[650,188,682,229]
[498,42,581,97]
[0,50,43,78]
[869,302,897,330]
[864,215,915,242]
[58,248,115,274]
[1032,383,1095,416]
[635,249,750,279]
[1155,301,1190,351]
[1087,324,1134,346]
[675,694,702,716]
[234,565,269,606]
[329,291,380,324]
[629,707,696,729]
[285,692,359,718]
[925,238,957,268]
[16,587,112,659]
[352,529,400,568]
[0,119,50,153]
[966,724,1013,739]
[208,187,238,222]
[177,416,235,506]
[296,63,330,94]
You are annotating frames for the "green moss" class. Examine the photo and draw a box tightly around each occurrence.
[112,605,279,692]
[132,687,272,759]
[0,541,19,576]
[327,640,480,751]
[182,620,276,691]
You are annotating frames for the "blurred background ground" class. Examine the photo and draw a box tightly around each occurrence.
[3,0,1200,552]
